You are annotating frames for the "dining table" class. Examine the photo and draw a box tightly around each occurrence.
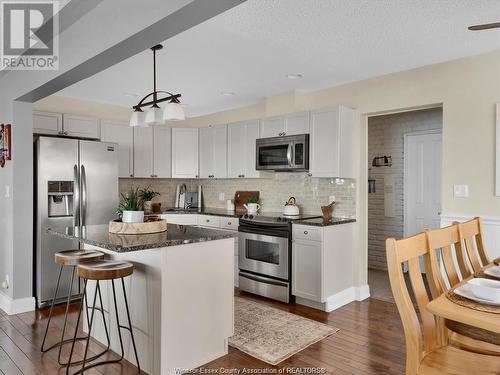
[427,263,500,345]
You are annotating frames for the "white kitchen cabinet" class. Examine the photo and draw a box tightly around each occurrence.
[133,127,154,178]
[160,214,198,226]
[292,222,355,311]
[259,112,310,138]
[33,111,62,135]
[153,126,172,178]
[63,114,100,139]
[293,239,322,301]
[100,120,133,178]
[309,106,356,178]
[133,127,172,178]
[199,124,227,178]
[172,128,199,178]
[227,120,260,178]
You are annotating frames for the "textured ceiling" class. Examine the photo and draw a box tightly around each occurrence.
[57,0,500,117]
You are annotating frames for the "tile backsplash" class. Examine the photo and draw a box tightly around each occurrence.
[119,174,356,217]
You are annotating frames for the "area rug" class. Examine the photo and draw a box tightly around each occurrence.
[229,297,339,365]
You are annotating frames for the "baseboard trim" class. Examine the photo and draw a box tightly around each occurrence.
[0,292,35,315]
[296,285,371,312]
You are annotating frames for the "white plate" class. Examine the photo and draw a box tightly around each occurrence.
[484,266,500,279]
[453,284,500,306]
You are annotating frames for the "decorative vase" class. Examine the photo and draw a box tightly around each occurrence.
[143,201,152,214]
[122,210,144,223]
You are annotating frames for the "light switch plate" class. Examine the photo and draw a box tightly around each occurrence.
[218,192,225,201]
[453,184,469,198]
[4,185,9,198]
[329,195,336,204]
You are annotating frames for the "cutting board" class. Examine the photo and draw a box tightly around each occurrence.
[234,191,260,213]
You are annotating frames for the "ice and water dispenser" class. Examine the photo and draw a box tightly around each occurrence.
[47,181,74,217]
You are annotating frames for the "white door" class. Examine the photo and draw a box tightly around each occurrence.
[227,122,245,178]
[404,131,442,237]
[153,127,172,178]
[63,114,100,139]
[100,120,133,178]
[133,127,153,178]
[260,116,284,138]
[243,120,260,178]
[172,128,199,178]
[199,126,214,178]
[213,124,228,178]
[284,112,310,136]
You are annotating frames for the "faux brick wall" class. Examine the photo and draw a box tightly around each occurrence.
[368,108,442,270]
[119,174,356,217]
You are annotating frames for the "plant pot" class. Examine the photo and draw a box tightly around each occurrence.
[122,210,144,223]
[143,201,153,214]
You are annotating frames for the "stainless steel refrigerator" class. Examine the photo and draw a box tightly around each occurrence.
[35,136,118,308]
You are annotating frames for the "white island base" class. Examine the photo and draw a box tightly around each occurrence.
[82,238,234,375]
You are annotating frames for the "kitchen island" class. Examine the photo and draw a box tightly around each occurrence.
[48,224,236,375]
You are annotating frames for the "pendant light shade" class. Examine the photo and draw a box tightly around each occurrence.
[145,104,164,126]
[129,109,146,127]
[163,100,185,121]
[129,44,184,127]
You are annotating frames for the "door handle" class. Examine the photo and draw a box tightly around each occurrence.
[81,165,87,226]
[286,144,292,167]
[73,164,80,227]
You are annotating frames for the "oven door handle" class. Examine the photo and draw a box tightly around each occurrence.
[239,271,288,287]
[287,144,293,167]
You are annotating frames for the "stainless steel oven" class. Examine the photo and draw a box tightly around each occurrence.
[256,134,309,171]
[239,231,289,280]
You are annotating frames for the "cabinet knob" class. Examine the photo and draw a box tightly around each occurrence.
[129,174,134,178]
[227,222,231,225]
[195,175,199,178]
[304,231,308,235]
[241,174,245,178]
[206,219,210,223]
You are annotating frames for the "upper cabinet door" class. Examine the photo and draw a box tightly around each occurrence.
[284,112,310,136]
[153,127,172,178]
[100,120,133,178]
[309,108,341,178]
[199,125,228,178]
[133,127,153,178]
[213,124,228,178]
[62,114,100,139]
[172,128,199,178]
[243,120,260,178]
[260,116,284,138]
[33,111,63,135]
[199,126,214,178]
[227,122,245,178]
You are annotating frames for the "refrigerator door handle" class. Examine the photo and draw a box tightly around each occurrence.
[81,164,87,226]
[73,164,80,226]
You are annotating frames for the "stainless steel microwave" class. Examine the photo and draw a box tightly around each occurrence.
[256,134,309,171]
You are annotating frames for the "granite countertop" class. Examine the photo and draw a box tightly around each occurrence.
[47,224,237,253]
[160,208,241,218]
[293,217,356,227]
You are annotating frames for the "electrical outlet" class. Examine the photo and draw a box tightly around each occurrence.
[329,195,336,204]
[453,184,469,198]
[1,274,9,290]
[218,192,225,201]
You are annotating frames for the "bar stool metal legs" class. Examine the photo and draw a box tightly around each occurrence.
[41,250,107,367]
[66,260,140,374]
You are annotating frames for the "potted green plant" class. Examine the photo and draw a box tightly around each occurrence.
[117,187,144,223]
[243,197,261,214]
[139,186,160,214]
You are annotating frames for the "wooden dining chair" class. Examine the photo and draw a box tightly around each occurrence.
[386,232,500,375]
[456,217,490,273]
[426,225,500,356]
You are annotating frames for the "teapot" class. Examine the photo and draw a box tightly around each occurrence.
[283,197,299,216]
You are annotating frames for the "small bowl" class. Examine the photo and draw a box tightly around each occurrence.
[467,278,500,301]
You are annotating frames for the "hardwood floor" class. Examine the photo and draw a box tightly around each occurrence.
[0,292,405,374]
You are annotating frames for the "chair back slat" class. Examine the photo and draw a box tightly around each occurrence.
[426,225,471,295]
[386,233,442,374]
[407,256,438,352]
[458,217,490,272]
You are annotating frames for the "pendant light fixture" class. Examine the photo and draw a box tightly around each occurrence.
[129,44,185,127]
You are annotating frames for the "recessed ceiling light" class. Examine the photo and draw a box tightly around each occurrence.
[286,73,303,80]
[124,92,139,98]
[221,91,236,96]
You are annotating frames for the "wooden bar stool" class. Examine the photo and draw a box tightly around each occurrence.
[66,260,141,374]
[41,249,109,367]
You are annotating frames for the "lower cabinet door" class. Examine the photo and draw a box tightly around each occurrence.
[292,239,322,301]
